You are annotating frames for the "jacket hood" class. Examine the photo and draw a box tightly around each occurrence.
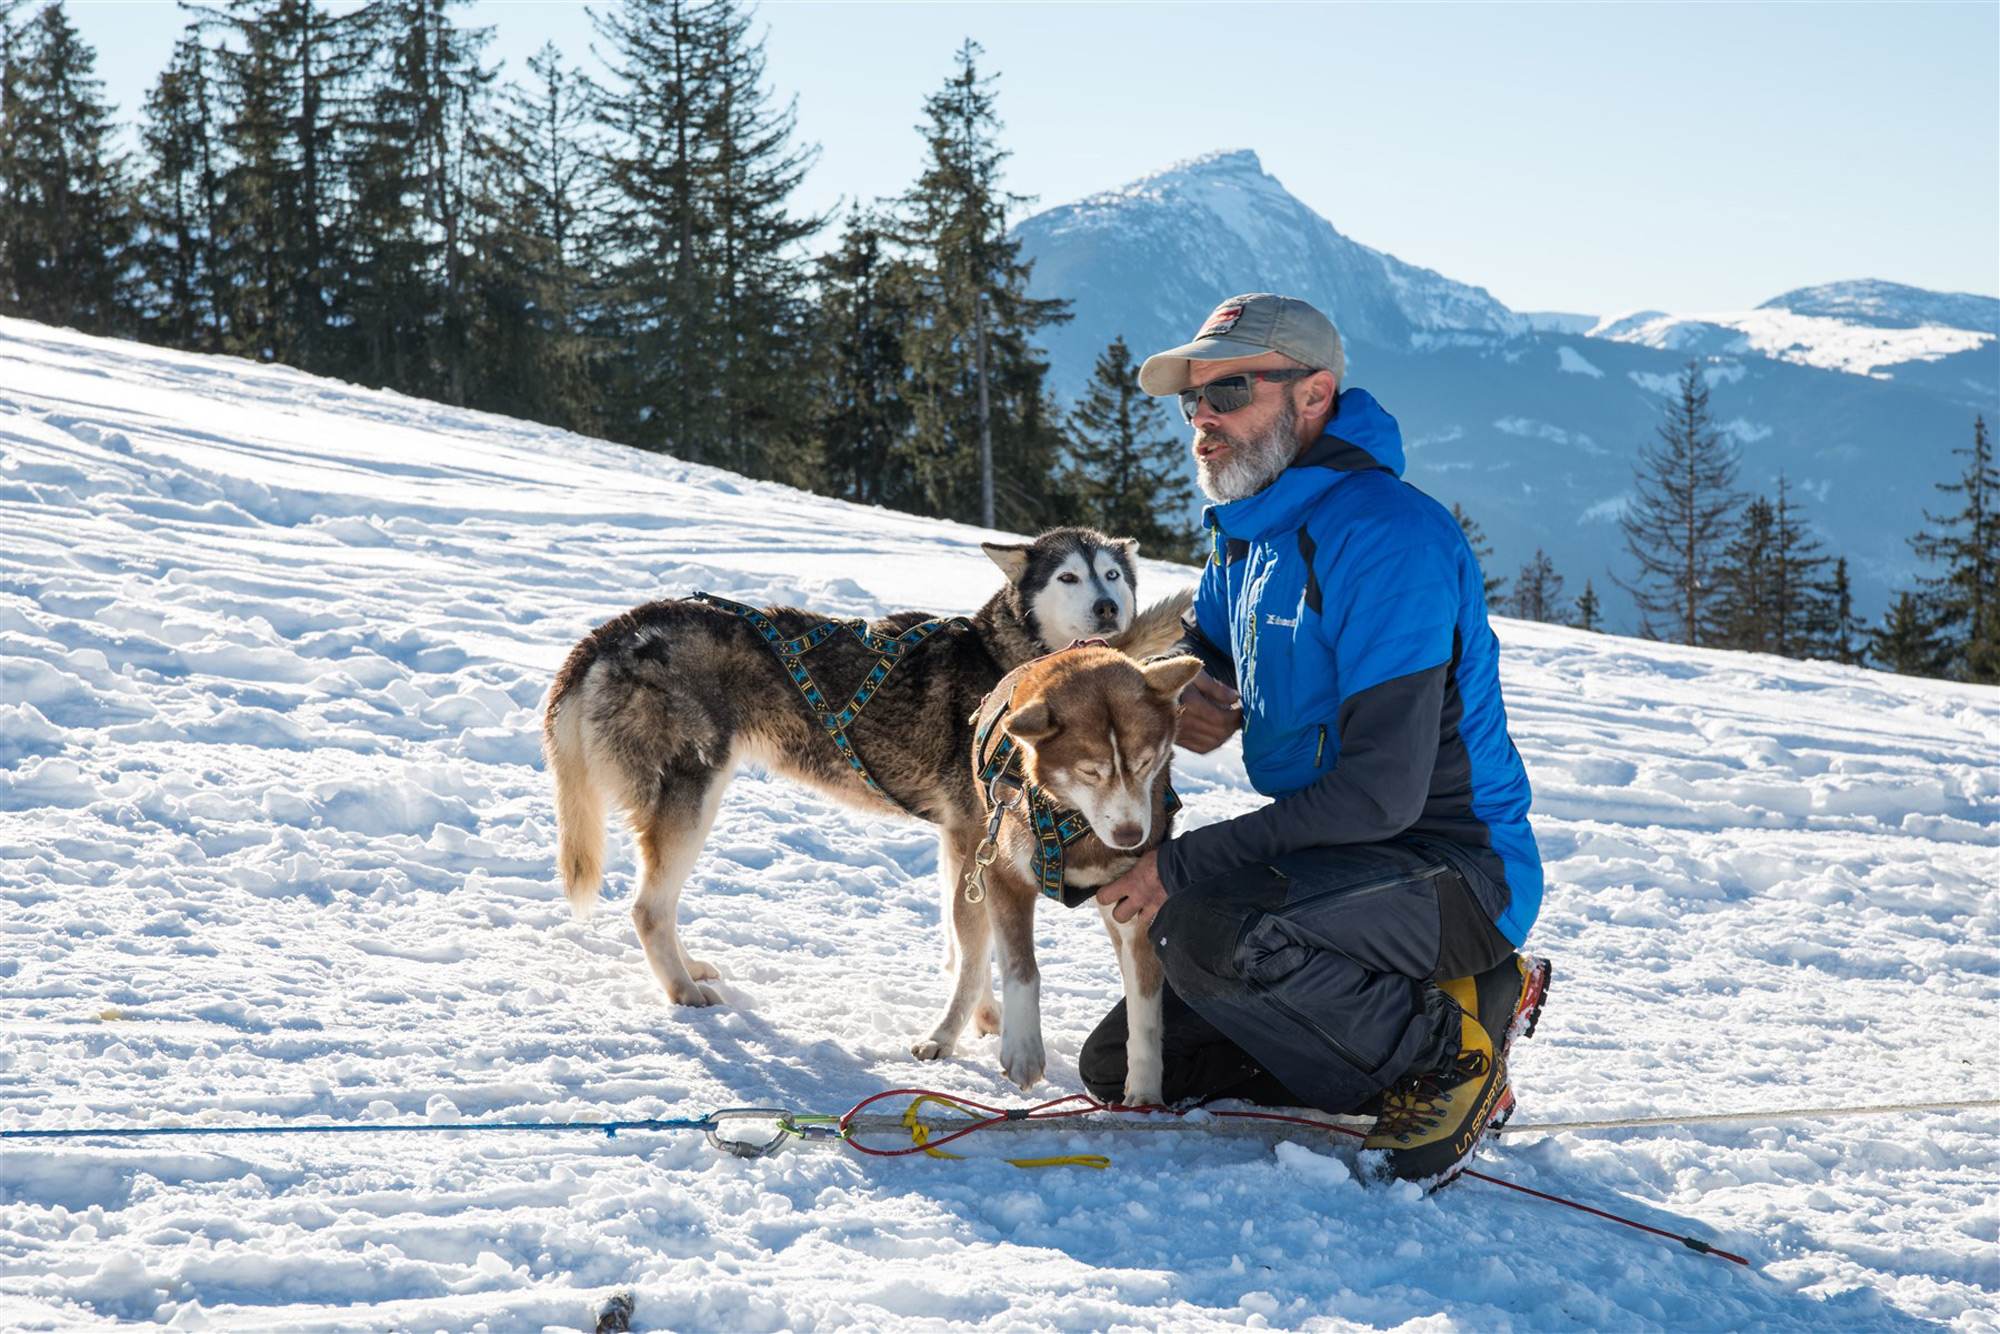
[1203,387,1406,539]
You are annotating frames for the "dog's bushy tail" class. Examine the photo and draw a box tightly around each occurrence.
[544,681,607,920]
[1112,585,1197,660]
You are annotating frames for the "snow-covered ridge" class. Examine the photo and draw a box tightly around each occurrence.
[3,317,1998,1330]
[1591,305,1994,378]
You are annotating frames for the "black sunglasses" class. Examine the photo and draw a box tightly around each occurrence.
[1177,369,1315,423]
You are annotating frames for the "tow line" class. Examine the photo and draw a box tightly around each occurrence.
[12,1090,1994,1267]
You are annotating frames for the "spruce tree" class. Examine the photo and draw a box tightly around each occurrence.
[1910,415,2000,683]
[1451,502,1506,609]
[895,40,1069,529]
[1714,495,1777,653]
[134,32,225,349]
[346,0,491,401]
[1768,473,1833,659]
[1618,360,1741,645]
[1820,556,1863,665]
[1505,548,1568,624]
[467,41,605,433]
[1059,336,1200,561]
[1573,580,1602,633]
[812,209,916,508]
[1869,592,1951,678]
[0,0,130,333]
[593,0,819,480]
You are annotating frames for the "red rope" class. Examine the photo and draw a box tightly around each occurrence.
[837,1087,1750,1266]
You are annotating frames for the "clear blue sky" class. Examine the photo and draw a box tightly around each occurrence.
[66,0,2000,317]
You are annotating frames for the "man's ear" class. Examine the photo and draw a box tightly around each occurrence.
[1142,655,1205,700]
[982,542,1031,585]
[1004,699,1057,744]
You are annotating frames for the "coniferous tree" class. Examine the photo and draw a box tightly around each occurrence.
[467,41,605,433]
[1505,548,1568,624]
[0,0,130,332]
[1768,473,1833,659]
[1869,592,1951,678]
[346,0,490,401]
[1714,495,1778,653]
[1451,502,1506,608]
[1573,580,1602,633]
[593,0,819,480]
[1619,360,1741,646]
[812,208,915,507]
[895,39,1069,529]
[1058,336,1200,561]
[1910,415,2000,683]
[203,0,374,371]
[134,32,226,349]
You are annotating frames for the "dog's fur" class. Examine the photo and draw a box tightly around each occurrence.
[923,646,1202,1100]
[543,528,1192,1019]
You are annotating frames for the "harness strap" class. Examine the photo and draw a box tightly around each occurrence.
[694,592,970,815]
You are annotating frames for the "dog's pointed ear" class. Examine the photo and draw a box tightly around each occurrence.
[1004,698,1057,744]
[982,542,1031,585]
[1142,654,1205,701]
[1115,537,1140,560]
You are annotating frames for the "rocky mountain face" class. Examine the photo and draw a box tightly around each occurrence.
[1013,152,1999,632]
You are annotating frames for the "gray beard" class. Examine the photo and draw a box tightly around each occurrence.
[1195,396,1299,503]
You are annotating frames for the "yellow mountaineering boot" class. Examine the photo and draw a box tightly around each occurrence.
[1474,951,1552,1067]
[1363,986,1510,1191]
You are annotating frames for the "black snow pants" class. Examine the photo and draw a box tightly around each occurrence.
[1080,840,1516,1114]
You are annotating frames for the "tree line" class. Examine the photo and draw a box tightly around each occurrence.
[0,0,1199,557]
[1464,360,1997,685]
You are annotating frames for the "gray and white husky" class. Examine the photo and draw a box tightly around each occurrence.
[543,528,1192,1042]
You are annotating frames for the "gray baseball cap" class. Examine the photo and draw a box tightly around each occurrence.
[1137,293,1345,396]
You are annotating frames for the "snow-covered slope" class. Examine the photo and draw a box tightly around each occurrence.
[3,318,1997,1331]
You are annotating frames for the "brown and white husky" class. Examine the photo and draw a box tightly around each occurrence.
[921,645,1204,1104]
[542,529,1193,1039]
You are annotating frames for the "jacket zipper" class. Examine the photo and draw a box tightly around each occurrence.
[1315,725,1326,767]
[1274,862,1449,919]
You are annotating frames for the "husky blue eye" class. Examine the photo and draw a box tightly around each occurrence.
[1106,569,1121,580]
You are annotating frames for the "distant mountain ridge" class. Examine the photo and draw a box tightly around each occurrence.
[1011,151,2000,631]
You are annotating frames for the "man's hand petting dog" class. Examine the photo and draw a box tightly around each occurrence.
[1176,672,1242,753]
[1097,848,1168,927]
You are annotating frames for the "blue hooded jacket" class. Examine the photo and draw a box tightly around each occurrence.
[1157,387,1543,945]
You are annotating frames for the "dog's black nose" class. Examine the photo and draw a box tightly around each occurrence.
[1110,822,1144,849]
[1093,597,1119,622]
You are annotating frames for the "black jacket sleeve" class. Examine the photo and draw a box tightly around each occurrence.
[1156,662,1446,893]
[1172,615,1237,690]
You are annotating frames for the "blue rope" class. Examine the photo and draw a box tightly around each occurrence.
[0,1117,717,1142]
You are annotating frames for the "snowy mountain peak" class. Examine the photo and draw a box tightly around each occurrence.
[1757,278,2000,334]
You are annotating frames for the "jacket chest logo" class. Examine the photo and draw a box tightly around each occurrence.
[1264,613,1298,629]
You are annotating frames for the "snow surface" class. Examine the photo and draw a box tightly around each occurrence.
[1590,307,1994,378]
[3,315,1998,1332]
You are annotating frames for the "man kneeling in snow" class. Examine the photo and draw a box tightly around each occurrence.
[1091,293,1550,1189]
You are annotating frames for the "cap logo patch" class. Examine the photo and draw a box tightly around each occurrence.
[1197,303,1244,339]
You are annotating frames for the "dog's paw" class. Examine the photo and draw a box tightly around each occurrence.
[682,956,721,982]
[974,999,1001,1037]
[666,981,721,1007]
[1122,1082,1165,1108]
[910,1038,955,1062]
[999,1034,1045,1092]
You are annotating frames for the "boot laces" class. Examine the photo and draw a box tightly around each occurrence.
[1374,1050,1491,1139]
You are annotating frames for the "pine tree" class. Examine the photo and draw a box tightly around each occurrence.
[1869,592,1951,678]
[593,0,820,480]
[346,0,491,401]
[0,0,130,332]
[1451,502,1506,609]
[895,40,1069,529]
[1573,580,1602,633]
[134,31,225,349]
[1768,473,1833,659]
[1505,548,1568,624]
[202,0,375,371]
[1619,360,1741,646]
[1820,556,1864,665]
[466,41,606,433]
[811,209,915,508]
[1058,336,1200,561]
[1910,415,2000,683]
[1714,495,1777,653]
